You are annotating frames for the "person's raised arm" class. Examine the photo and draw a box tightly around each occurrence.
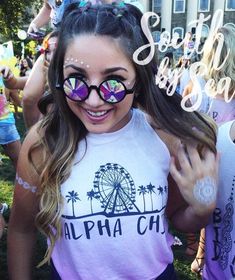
[27,1,51,33]
[166,143,219,232]
[8,125,42,280]
[22,54,47,128]
[0,66,27,90]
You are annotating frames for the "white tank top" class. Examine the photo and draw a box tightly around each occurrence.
[203,121,235,280]
[52,109,174,279]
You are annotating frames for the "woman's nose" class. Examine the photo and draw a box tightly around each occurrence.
[84,87,105,107]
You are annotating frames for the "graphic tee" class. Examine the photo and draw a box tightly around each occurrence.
[52,109,174,279]
[203,121,235,280]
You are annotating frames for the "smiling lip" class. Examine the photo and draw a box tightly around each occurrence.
[83,108,112,123]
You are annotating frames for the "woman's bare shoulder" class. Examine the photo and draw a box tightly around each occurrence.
[146,115,181,157]
[19,123,45,169]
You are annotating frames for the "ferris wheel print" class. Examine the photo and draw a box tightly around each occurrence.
[93,163,140,215]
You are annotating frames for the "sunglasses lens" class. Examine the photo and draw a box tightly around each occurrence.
[63,77,88,101]
[100,80,126,103]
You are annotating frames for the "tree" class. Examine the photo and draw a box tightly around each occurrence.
[138,185,147,212]
[0,0,42,42]
[66,190,80,217]
[87,189,96,214]
[147,183,155,211]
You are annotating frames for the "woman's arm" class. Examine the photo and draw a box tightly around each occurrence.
[27,2,51,33]
[9,89,22,107]
[166,175,210,232]
[22,55,46,128]
[182,79,193,97]
[154,127,219,232]
[0,66,27,90]
[7,126,42,280]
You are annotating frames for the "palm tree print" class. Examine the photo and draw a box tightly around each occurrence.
[147,183,156,211]
[164,185,167,193]
[138,185,147,212]
[157,185,164,195]
[66,190,80,217]
[87,189,96,214]
[157,185,165,207]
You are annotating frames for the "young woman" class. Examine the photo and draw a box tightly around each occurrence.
[202,120,235,280]
[0,84,21,237]
[8,2,219,279]
[0,87,21,169]
[183,26,235,121]
[19,58,33,77]
[187,26,235,276]
[201,26,235,123]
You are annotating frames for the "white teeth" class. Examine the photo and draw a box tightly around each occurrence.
[87,110,108,117]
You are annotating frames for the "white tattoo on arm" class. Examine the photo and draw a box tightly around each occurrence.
[193,176,217,205]
[15,173,37,193]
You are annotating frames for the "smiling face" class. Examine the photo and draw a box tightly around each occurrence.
[22,59,28,68]
[63,34,136,133]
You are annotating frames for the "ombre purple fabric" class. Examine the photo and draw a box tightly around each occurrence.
[203,121,235,280]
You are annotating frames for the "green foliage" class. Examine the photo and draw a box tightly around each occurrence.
[0,0,42,42]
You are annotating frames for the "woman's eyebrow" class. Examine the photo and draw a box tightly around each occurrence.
[64,65,128,75]
[102,67,128,74]
[63,64,86,74]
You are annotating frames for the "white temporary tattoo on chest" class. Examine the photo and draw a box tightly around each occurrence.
[15,173,37,193]
[193,176,217,205]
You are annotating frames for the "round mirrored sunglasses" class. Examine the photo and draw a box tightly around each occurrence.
[60,76,135,104]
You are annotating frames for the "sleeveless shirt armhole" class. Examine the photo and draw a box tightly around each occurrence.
[230,121,235,143]
[143,113,180,158]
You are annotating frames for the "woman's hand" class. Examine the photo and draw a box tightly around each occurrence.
[27,22,38,34]
[170,143,219,216]
[0,65,14,81]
